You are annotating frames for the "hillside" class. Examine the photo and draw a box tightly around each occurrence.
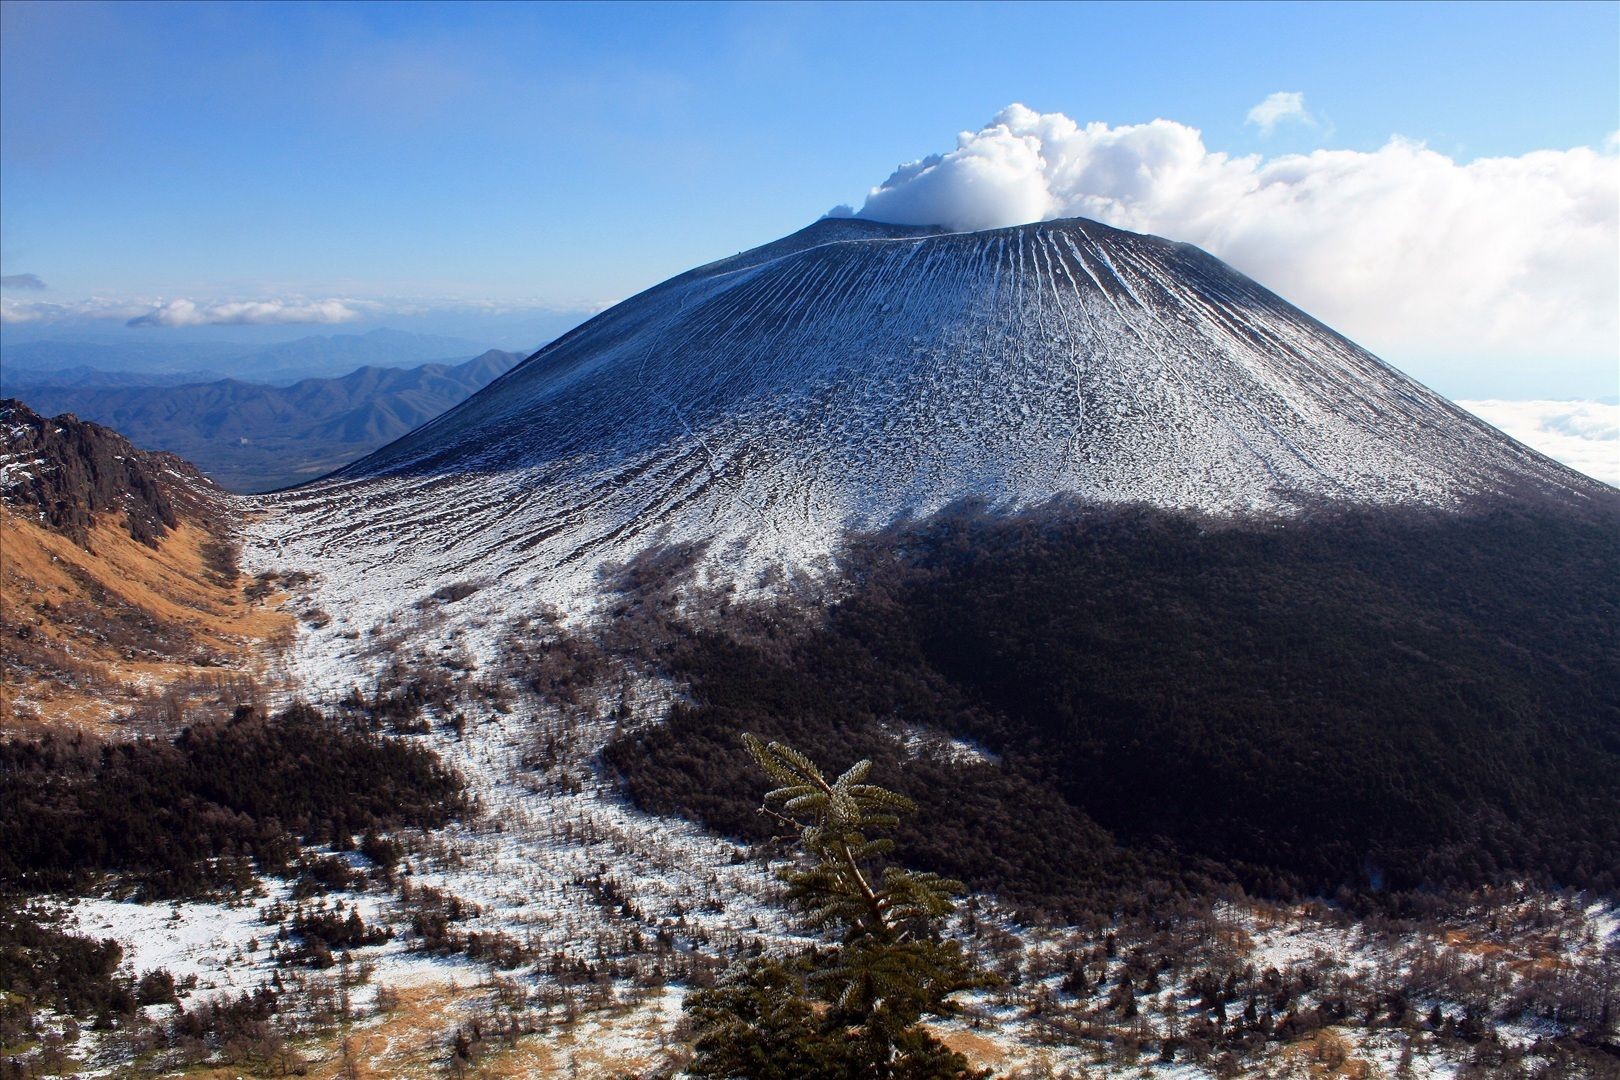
[0,400,291,731]
[9,349,523,491]
[245,213,1618,919]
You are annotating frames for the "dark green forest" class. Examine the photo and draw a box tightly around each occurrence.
[607,496,1620,919]
[0,704,466,900]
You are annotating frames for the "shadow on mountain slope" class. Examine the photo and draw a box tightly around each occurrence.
[605,493,1620,920]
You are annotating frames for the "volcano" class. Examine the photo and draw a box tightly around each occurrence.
[256,216,1609,621]
[18,221,1619,1080]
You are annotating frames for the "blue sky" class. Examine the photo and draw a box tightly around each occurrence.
[2,0,1616,403]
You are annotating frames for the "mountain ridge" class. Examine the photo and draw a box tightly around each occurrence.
[5,217,1617,1080]
[10,349,524,492]
[0,398,219,547]
[0,399,288,732]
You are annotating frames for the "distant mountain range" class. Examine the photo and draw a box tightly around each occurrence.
[0,366,234,390]
[8,349,525,492]
[0,327,497,386]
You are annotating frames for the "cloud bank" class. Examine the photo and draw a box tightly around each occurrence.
[126,298,363,328]
[3,295,364,327]
[0,293,601,328]
[843,105,1619,363]
[1456,399,1618,487]
[0,296,147,325]
[0,274,47,291]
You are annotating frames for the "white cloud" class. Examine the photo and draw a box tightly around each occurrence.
[1457,399,1619,486]
[4,295,367,327]
[1246,91,1313,135]
[126,298,363,327]
[1,298,54,324]
[0,295,148,324]
[0,293,602,328]
[849,104,1619,364]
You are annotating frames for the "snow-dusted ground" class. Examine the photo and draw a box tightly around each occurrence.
[69,889,292,998]
[86,606,796,973]
[46,552,1611,1077]
[357,672,787,966]
[49,627,798,1075]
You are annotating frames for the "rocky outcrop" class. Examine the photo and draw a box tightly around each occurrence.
[0,399,219,548]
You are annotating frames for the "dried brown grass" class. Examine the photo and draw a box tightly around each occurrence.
[0,506,293,734]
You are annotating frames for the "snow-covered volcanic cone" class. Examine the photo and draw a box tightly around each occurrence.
[254,216,1606,625]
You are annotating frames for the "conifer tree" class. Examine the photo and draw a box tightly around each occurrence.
[686,735,991,1079]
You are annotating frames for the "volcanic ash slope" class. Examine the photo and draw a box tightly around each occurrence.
[251,216,1602,630]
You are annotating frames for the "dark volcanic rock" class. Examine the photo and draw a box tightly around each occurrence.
[0,398,219,547]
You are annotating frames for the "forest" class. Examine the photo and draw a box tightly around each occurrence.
[0,702,467,899]
[0,701,468,1053]
[607,495,1620,920]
